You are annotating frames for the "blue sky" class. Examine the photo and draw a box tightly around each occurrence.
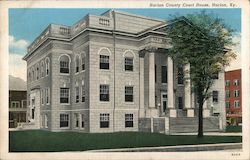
[8,8,241,81]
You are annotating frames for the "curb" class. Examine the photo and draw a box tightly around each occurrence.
[88,143,242,152]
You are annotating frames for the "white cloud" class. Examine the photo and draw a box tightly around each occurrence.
[9,35,29,53]
[225,33,241,71]
[9,53,27,81]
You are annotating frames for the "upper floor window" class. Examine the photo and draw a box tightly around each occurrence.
[45,58,50,76]
[226,101,230,108]
[100,85,109,101]
[125,114,133,128]
[212,91,218,103]
[41,89,44,105]
[225,80,230,87]
[125,86,133,102]
[11,101,20,108]
[21,100,27,108]
[100,55,109,70]
[75,86,79,103]
[41,61,45,78]
[75,55,80,73]
[36,65,39,80]
[81,55,85,71]
[125,58,133,71]
[82,85,85,102]
[234,90,240,97]
[161,66,167,83]
[234,79,240,86]
[225,90,230,98]
[177,66,184,84]
[234,100,240,108]
[60,88,69,103]
[60,55,70,74]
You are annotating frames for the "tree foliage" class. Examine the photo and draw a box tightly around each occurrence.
[167,11,236,137]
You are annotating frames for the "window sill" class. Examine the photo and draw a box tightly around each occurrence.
[60,103,71,105]
[177,84,184,86]
[125,102,135,105]
[60,73,70,76]
[60,127,70,129]
[100,69,110,72]
[99,101,110,104]
[80,70,86,73]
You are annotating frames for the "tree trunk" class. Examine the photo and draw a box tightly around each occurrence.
[197,85,204,138]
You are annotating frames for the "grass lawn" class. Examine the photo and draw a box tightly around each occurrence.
[226,125,242,133]
[9,130,242,152]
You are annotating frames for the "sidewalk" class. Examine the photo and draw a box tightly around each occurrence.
[170,132,242,136]
[88,143,242,152]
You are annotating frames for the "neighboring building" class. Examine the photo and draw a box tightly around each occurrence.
[225,69,242,125]
[9,76,27,128]
[22,10,226,133]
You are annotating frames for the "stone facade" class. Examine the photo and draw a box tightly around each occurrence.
[23,10,226,133]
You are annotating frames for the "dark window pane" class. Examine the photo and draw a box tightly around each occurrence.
[82,64,85,70]
[178,97,183,109]
[125,121,133,127]
[100,121,109,128]
[125,95,133,102]
[161,66,167,83]
[60,98,69,103]
[60,68,69,73]
[100,94,109,101]
[178,66,184,84]
[100,63,109,69]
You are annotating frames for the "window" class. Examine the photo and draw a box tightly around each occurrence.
[100,85,109,101]
[22,100,27,108]
[74,113,79,128]
[161,66,167,83]
[178,97,183,109]
[100,55,109,69]
[81,56,85,71]
[82,85,85,102]
[36,65,39,80]
[11,101,20,108]
[31,108,35,119]
[125,114,133,128]
[41,61,44,78]
[234,90,240,97]
[234,100,240,108]
[177,66,184,84]
[225,80,230,87]
[81,114,85,128]
[32,68,35,81]
[45,58,50,76]
[41,89,44,105]
[100,113,109,128]
[60,55,70,73]
[45,114,48,128]
[226,90,230,98]
[45,88,50,104]
[234,79,240,86]
[60,88,69,103]
[226,101,230,108]
[212,91,218,103]
[125,58,133,71]
[125,86,133,102]
[75,86,79,103]
[75,56,80,73]
[60,114,69,128]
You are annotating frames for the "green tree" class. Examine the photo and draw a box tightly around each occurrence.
[167,11,236,137]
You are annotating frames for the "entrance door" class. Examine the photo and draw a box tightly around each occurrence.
[161,92,168,114]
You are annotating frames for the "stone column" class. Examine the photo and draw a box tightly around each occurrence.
[148,52,155,108]
[184,63,194,117]
[139,54,145,118]
[167,57,176,117]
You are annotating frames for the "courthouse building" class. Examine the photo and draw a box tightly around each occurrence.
[22,10,226,132]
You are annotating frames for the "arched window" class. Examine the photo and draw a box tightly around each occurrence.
[28,69,31,82]
[81,53,86,71]
[41,61,45,78]
[59,54,70,74]
[32,67,35,81]
[98,48,111,70]
[75,55,80,73]
[123,50,135,72]
[36,64,40,80]
[45,57,50,76]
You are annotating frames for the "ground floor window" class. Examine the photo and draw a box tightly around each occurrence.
[75,113,79,128]
[100,113,109,128]
[81,114,85,128]
[125,114,133,128]
[60,114,69,128]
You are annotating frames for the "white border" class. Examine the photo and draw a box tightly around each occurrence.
[0,1,249,160]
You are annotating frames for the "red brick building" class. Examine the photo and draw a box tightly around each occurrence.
[225,69,242,125]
